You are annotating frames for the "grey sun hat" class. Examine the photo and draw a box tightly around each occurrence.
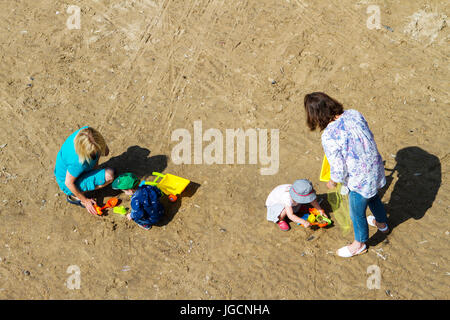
[289,179,317,204]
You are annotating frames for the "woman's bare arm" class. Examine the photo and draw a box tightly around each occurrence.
[65,171,98,216]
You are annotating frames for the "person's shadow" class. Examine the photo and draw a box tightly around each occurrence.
[368,146,441,245]
[90,145,167,208]
[155,181,201,226]
[101,145,167,179]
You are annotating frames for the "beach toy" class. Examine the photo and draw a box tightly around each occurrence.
[103,197,119,209]
[309,208,332,227]
[94,204,103,215]
[319,155,330,182]
[298,208,332,228]
[144,172,190,202]
[93,197,119,215]
[113,205,128,215]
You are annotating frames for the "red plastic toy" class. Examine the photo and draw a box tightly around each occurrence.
[94,197,119,216]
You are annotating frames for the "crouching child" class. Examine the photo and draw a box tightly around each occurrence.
[112,173,164,230]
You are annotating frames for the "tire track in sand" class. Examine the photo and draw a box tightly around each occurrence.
[87,0,174,131]
[156,0,226,151]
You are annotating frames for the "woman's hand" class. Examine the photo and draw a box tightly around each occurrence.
[326,180,337,189]
[82,198,99,216]
[126,213,132,221]
[65,171,99,216]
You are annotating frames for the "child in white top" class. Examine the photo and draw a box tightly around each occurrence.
[266,179,326,231]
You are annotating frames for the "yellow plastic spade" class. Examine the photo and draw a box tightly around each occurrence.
[320,155,330,182]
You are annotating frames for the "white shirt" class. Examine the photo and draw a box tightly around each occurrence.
[265,184,295,207]
[321,109,386,198]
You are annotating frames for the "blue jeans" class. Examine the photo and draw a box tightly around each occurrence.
[349,191,387,243]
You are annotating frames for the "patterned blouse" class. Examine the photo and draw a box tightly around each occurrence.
[321,109,386,198]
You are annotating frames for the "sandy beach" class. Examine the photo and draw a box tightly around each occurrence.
[0,0,449,299]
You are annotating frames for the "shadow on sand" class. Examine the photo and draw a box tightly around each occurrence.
[88,145,167,208]
[155,181,201,226]
[367,146,441,246]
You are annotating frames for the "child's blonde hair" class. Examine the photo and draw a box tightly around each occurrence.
[74,127,107,163]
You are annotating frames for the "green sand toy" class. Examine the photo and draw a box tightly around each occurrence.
[113,206,128,215]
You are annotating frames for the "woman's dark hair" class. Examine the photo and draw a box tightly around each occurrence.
[304,92,344,131]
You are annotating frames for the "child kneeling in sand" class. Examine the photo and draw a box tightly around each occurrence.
[266,179,327,231]
[112,173,164,230]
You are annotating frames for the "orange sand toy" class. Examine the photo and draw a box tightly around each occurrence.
[308,208,332,228]
[299,208,332,228]
[94,197,119,215]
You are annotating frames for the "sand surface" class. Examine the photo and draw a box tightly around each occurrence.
[0,0,449,299]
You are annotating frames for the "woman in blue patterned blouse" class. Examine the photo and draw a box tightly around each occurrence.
[304,92,389,258]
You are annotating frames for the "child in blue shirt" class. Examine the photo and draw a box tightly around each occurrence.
[112,173,164,230]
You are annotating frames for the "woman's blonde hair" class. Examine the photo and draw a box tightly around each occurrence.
[74,127,107,163]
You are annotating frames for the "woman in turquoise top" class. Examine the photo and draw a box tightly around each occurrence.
[54,126,114,216]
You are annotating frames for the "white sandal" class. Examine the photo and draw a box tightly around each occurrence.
[336,244,367,258]
[367,215,389,233]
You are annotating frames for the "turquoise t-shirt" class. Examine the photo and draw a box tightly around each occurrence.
[54,126,99,187]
